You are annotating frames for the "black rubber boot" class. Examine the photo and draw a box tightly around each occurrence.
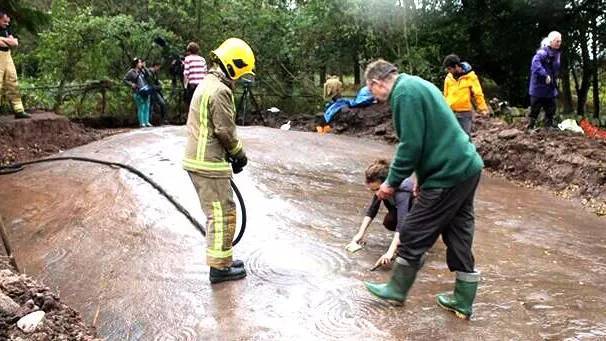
[232,259,244,268]
[209,266,247,284]
[544,117,554,130]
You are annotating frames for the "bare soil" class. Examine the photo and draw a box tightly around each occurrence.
[0,259,98,340]
[0,111,122,166]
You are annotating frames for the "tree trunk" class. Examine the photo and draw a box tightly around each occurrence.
[591,16,600,119]
[560,52,574,114]
[576,28,592,116]
[462,0,487,69]
[53,78,66,112]
[320,66,326,86]
[592,69,599,119]
[353,50,360,86]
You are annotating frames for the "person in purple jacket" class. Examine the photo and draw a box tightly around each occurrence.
[528,31,562,130]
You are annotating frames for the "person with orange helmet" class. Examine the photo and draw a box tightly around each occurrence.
[183,38,255,284]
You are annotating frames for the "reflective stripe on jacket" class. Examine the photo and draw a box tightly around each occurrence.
[443,70,488,113]
[183,72,244,178]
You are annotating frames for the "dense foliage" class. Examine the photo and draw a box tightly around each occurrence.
[2,0,605,121]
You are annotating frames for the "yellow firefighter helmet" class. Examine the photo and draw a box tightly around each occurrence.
[212,38,256,80]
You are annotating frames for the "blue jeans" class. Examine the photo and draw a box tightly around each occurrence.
[133,93,150,126]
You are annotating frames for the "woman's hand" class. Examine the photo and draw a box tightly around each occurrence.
[345,232,366,253]
[351,232,367,246]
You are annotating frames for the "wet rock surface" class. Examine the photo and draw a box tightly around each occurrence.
[0,126,605,340]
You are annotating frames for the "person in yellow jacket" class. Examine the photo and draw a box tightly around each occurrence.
[183,38,254,284]
[443,54,489,135]
[0,10,29,119]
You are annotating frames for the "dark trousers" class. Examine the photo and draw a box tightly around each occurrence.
[456,116,473,136]
[150,91,167,122]
[529,96,556,127]
[184,83,198,109]
[397,172,481,273]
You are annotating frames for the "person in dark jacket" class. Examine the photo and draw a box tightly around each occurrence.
[143,62,168,125]
[528,31,561,130]
[346,159,415,269]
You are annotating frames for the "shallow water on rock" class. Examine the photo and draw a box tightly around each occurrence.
[1,126,604,340]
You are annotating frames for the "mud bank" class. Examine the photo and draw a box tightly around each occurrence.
[0,112,121,166]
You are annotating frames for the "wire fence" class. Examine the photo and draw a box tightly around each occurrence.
[3,78,324,116]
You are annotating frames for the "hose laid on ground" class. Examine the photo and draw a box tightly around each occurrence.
[0,157,246,246]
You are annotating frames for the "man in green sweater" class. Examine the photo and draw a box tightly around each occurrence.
[363,59,483,320]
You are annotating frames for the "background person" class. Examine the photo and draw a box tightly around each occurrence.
[123,58,151,127]
[144,61,168,124]
[527,31,561,130]
[442,54,490,135]
[0,10,29,119]
[183,42,208,108]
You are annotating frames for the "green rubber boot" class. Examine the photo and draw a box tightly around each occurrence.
[364,258,418,305]
[14,111,31,119]
[436,271,480,319]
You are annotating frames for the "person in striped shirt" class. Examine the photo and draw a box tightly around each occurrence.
[183,42,208,108]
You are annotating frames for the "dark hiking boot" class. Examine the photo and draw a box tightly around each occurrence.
[364,258,418,305]
[436,271,480,319]
[232,259,244,268]
[526,118,536,131]
[209,266,247,284]
[14,111,31,119]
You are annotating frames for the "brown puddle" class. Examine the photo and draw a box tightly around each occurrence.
[0,126,605,340]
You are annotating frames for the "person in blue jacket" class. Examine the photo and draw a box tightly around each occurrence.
[528,31,562,130]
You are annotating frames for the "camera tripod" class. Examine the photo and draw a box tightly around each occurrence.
[236,81,259,125]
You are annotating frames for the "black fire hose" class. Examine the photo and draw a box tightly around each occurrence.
[0,157,247,245]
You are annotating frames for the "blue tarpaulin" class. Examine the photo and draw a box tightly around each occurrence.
[323,86,375,123]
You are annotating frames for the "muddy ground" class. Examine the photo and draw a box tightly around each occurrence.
[254,104,606,216]
[0,112,121,166]
[0,258,97,340]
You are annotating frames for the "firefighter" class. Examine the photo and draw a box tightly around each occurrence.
[183,38,254,284]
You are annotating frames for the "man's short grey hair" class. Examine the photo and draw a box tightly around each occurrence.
[365,59,398,82]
